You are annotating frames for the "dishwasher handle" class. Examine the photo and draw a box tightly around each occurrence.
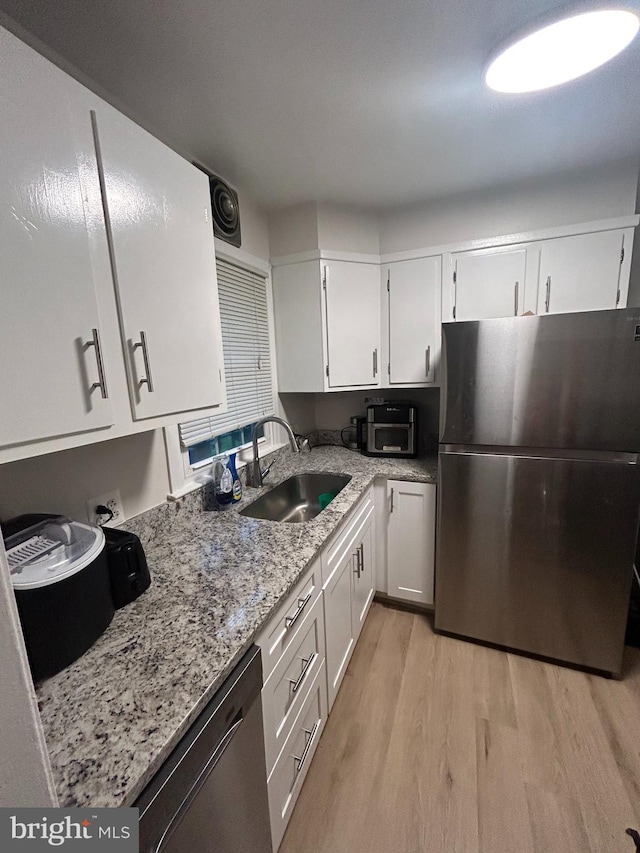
[154,711,244,853]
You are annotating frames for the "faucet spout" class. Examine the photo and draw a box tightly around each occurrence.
[245,416,300,488]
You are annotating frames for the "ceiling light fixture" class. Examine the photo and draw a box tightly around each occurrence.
[485,8,639,93]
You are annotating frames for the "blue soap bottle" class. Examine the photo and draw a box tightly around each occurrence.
[229,452,242,503]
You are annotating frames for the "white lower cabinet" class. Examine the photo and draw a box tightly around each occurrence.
[261,594,326,773]
[323,546,356,712]
[257,487,377,849]
[322,488,375,710]
[386,480,436,606]
[266,663,327,851]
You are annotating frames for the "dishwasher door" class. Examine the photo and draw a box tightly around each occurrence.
[136,645,272,853]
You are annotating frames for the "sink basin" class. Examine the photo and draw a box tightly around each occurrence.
[239,473,351,523]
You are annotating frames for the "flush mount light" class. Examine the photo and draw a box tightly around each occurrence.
[485,9,639,93]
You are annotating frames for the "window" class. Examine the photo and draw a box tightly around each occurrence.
[165,253,276,495]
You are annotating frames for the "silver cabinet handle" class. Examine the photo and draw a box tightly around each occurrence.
[389,487,395,513]
[425,345,431,378]
[134,330,154,392]
[353,552,360,577]
[514,281,519,316]
[86,328,108,399]
[372,348,378,378]
[288,652,317,695]
[352,545,363,579]
[284,592,312,630]
[293,719,320,775]
[545,276,551,313]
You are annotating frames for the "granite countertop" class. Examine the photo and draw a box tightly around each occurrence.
[35,445,437,808]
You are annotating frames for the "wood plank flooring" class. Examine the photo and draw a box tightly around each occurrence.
[279,602,640,853]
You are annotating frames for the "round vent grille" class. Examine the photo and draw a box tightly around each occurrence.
[210,177,241,247]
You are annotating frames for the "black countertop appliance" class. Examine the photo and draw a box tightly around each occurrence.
[364,402,418,458]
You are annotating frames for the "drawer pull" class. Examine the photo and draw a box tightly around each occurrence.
[293,719,320,775]
[288,652,317,695]
[284,592,312,631]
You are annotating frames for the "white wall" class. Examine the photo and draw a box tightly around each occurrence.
[0,430,170,524]
[316,204,379,255]
[268,202,380,257]
[627,167,640,308]
[379,157,639,254]
[232,184,271,261]
[313,388,441,448]
[268,203,319,257]
[278,393,317,437]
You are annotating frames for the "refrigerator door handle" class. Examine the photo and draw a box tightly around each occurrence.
[514,281,519,316]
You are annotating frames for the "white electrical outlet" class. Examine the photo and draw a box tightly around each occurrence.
[86,489,124,528]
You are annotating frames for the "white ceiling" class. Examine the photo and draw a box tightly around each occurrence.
[1,0,639,210]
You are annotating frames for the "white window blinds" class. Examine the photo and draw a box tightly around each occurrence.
[178,258,275,448]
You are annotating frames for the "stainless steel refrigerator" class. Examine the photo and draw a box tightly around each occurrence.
[435,308,640,676]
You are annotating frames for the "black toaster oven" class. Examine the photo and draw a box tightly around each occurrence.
[364,402,418,458]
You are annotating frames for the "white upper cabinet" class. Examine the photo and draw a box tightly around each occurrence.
[452,246,527,322]
[384,256,441,385]
[93,107,225,420]
[0,25,226,462]
[0,27,114,448]
[272,259,380,392]
[324,261,380,388]
[536,229,629,315]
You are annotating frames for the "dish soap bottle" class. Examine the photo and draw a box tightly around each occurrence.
[229,452,242,503]
[215,455,234,509]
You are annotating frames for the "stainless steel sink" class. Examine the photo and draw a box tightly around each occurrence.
[239,473,351,523]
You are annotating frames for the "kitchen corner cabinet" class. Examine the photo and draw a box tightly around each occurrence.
[0,26,225,461]
[386,480,436,606]
[322,489,375,710]
[536,229,631,314]
[382,256,441,385]
[272,260,381,392]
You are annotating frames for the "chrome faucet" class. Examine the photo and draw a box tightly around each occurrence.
[245,416,300,488]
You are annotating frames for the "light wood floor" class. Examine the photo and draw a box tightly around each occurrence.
[279,602,640,853]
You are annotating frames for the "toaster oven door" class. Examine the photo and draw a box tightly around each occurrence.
[367,423,414,455]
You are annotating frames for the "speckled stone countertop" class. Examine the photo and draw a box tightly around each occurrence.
[35,446,437,808]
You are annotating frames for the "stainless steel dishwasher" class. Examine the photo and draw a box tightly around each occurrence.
[136,645,273,853]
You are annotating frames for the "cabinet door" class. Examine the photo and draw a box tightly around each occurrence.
[453,247,526,321]
[323,552,355,711]
[324,261,380,388]
[94,107,224,420]
[0,28,114,448]
[386,256,441,384]
[351,518,374,642]
[537,230,625,315]
[387,480,436,605]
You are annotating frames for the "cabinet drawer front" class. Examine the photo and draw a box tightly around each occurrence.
[321,489,373,585]
[267,663,327,851]
[262,594,325,773]
[255,557,321,682]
